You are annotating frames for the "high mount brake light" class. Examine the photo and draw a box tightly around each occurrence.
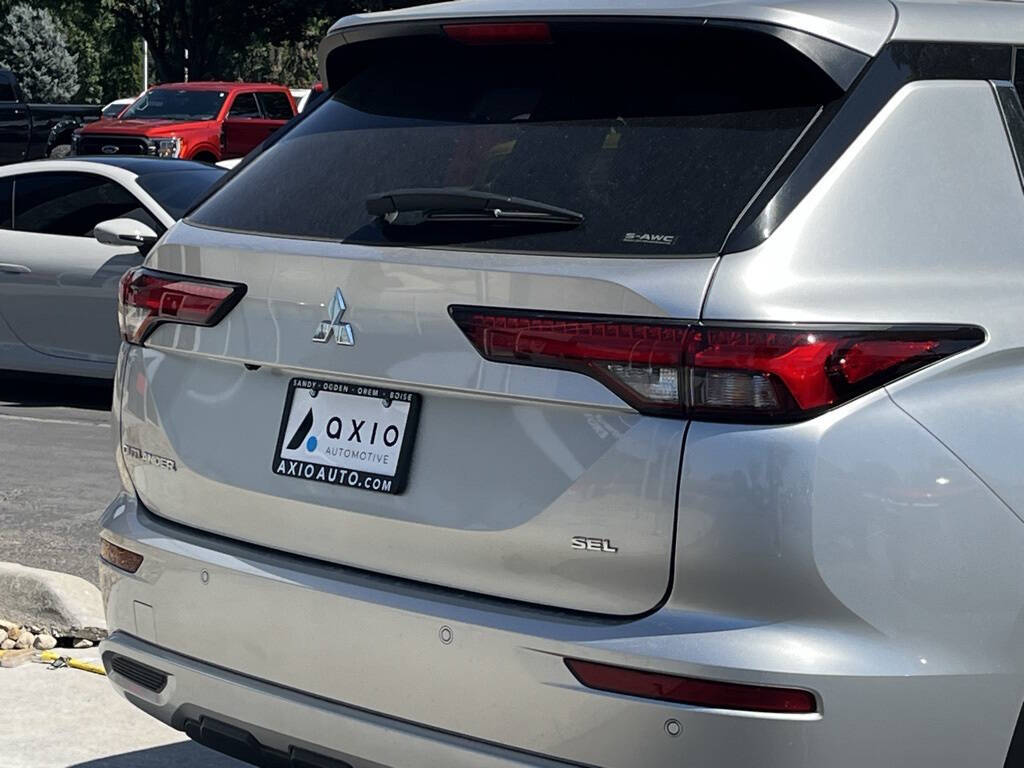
[565,658,817,714]
[118,267,247,345]
[449,307,984,423]
[443,22,552,45]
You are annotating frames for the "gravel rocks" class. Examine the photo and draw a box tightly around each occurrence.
[0,618,103,651]
[14,630,34,649]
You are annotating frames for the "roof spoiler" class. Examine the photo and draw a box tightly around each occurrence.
[318,17,870,93]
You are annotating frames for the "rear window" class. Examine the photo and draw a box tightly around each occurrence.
[0,71,16,102]
[137,168,225,219]
[257,91,294,120]
[190,24,841,255]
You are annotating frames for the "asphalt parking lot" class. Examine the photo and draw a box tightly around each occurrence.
[0,373,116,586]
[4,645,244,768]
[0,372,243,768]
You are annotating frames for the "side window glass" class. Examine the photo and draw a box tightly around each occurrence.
[228,93,261,119]
[256,92,294,120]
[0,72,16,102]
[14,172,158,237]
[0,177,11,228]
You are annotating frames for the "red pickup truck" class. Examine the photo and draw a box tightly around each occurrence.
[73,82,296,162]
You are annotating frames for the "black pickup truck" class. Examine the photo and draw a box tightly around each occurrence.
[0,69,101,164]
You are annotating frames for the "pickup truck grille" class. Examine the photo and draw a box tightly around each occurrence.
[76,135,150,156]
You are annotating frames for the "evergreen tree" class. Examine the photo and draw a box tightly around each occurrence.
[0,3,79,101]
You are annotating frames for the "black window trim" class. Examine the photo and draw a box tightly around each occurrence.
[993,80,1024,189]
[10,169,165,238]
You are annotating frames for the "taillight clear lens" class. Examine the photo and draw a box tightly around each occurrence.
[118,267,247,344]
[449,307,984,423]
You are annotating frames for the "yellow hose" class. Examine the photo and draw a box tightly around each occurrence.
[38,650,106,676]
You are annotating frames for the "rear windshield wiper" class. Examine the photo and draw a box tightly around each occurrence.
[365,188,584,227]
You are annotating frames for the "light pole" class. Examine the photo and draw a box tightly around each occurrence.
[142,38,148,92]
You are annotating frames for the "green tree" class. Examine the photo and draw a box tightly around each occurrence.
[109,0,434,84]
[227,13,331,86]
[0,3,79,101]
[35,0,142,102]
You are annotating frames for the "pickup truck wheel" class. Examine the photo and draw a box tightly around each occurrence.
[48,144,72,159]
[192,152,217,164]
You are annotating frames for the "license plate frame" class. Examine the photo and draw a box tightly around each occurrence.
[272,377,421,495]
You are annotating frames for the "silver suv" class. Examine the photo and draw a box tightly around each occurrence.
[98,2,1024,766]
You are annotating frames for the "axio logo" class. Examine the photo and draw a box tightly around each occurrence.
[312,287,354,346]
[285,408,317,452]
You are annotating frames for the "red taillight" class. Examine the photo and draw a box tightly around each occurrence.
[443,22,552,45]
[118,267,246,344]
[565,658,817,714]
[449,307,983,423]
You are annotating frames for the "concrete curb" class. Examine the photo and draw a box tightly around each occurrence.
[0,561,105,631]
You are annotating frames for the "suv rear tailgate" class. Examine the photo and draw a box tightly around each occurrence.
[121,230,714,615]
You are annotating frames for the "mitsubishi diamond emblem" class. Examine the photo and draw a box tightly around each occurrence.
[312,288,354,345]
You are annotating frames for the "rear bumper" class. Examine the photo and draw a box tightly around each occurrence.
[101,489,1023,768]
[101,632,577,768]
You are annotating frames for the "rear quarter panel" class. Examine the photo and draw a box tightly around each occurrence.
[703,79,1024,518]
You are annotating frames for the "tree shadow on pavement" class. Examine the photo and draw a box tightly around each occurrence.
[0,372,112,411]
[70,740,248,767]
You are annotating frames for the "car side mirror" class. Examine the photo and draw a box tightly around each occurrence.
[94,218,159,248]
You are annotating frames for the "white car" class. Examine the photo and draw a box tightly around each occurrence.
[101,98,135,120]
[0,157,224,379]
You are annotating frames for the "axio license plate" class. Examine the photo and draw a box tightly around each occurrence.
[273,378,420,495]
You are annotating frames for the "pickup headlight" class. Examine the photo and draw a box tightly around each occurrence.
[151,137,181,158]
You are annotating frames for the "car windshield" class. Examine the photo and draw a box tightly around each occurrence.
[137,168,226,219]
[121,89,227,121]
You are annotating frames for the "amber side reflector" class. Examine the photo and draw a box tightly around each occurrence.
[565,658,817,714]
[100,538,143,574]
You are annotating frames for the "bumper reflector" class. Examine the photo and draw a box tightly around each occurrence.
[565,658,817,714]
[100,538,143,574]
